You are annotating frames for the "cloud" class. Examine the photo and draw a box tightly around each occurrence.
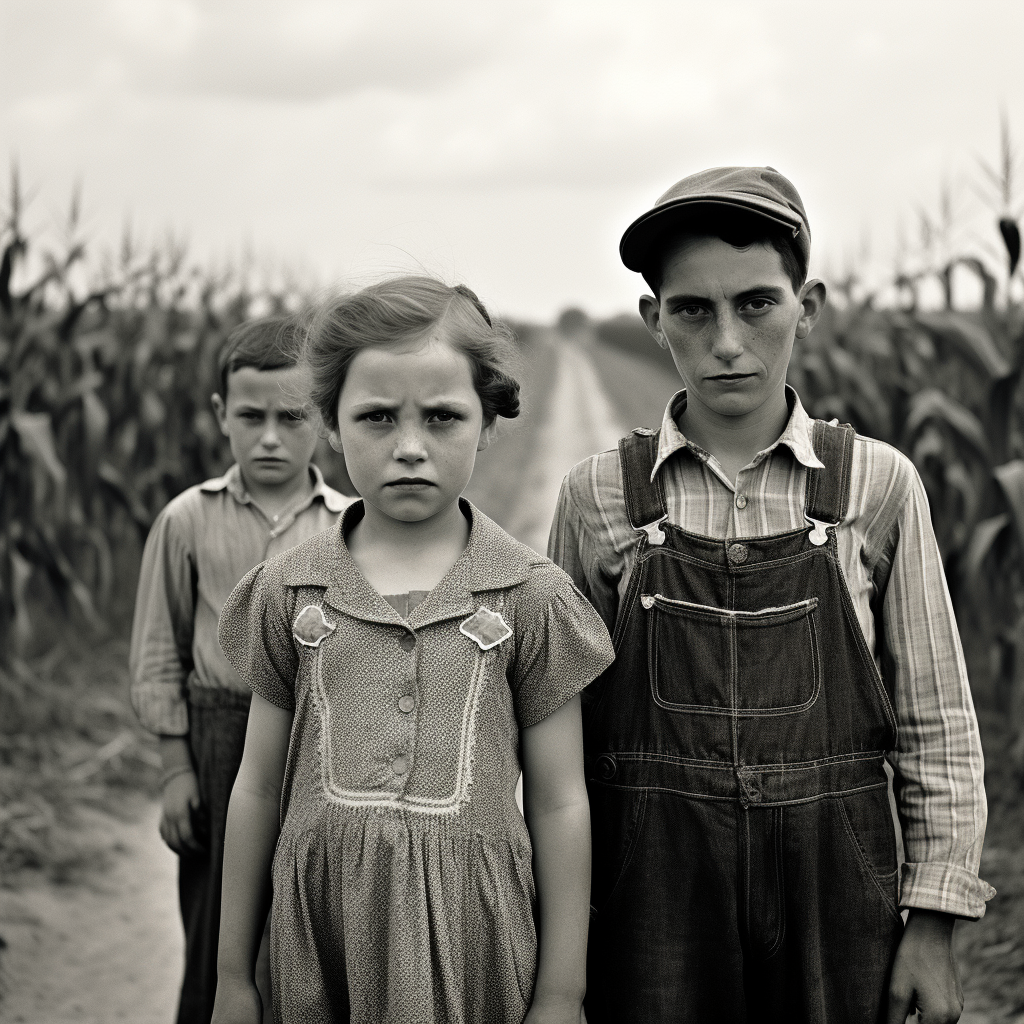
[2,0,501,101]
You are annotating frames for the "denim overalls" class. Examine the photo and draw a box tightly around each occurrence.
[584,421,904,1024]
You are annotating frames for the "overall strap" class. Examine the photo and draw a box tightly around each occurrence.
[619,429,668,541]
[804,420,857,525]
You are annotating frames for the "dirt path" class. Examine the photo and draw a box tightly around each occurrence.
[502,335,626,554]
[0,797,182,1023]
[0,335,626,1024]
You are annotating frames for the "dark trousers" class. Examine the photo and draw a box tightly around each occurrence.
[176,688,272,1024]
[585,785,904,1024]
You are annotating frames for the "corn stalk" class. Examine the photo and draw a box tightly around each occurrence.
[0,170,303,660]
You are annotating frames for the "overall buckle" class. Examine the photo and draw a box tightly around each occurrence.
[805,516,836,546]
[635,514,669,546]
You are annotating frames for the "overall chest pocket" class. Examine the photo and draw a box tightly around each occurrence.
[643,594,821,715]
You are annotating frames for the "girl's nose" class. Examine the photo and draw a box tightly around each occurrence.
[260,421,282,448]
[393,428,428,464]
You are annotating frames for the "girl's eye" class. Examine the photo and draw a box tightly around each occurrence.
[362,411,392,424]
[430,411,458,423]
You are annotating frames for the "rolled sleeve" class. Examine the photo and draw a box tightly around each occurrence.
[511,565,615,729]
[881,464,995,917]
[128,506,196,736]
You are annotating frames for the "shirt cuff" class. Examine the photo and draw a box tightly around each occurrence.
[130,682,189,737]
[899,861,997,919]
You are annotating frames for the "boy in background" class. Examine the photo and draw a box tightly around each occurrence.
[130,316,350,1024]
[549,167,993,1023]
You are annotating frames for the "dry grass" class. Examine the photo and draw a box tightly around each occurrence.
[0,627,160,887]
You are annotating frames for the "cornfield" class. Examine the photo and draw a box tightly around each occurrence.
[0,169,310,656]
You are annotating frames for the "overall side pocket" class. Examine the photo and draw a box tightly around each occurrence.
[588,783,649,916]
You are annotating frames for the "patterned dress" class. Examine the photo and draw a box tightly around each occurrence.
[219,500,614,1024]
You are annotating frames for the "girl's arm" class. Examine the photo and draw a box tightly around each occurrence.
[521,694,590,1024]
[211,692,293,1024]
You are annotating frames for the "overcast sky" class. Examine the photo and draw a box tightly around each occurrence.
[2,0,1022,319]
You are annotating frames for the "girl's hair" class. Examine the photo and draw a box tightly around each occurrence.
[305,276,521,433]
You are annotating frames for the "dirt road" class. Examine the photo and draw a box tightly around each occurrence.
[0,798,182,1023]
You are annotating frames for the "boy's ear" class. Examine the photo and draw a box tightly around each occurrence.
[211,393,229,436]
[639,294,669,350]
[795,279,827,340]
[477,419,498,452]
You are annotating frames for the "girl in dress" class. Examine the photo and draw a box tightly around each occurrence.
[211,277,614,1024]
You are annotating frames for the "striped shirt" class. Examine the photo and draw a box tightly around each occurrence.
[548,387,994,919]
[129,463,350,736]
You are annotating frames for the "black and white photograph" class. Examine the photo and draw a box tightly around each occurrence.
[1,2,1022,1022]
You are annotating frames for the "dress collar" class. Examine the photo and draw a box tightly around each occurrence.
[650,385,825,481]
[282,498,544,628]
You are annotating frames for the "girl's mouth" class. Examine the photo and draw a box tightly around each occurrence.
[386,478,435,488]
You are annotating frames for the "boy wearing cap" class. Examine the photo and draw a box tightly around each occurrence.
[548,167,992,1024]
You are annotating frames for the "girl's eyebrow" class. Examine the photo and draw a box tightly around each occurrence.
[419,397,475,411]
[348,399,399,413]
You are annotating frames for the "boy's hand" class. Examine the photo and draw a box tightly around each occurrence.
[159,769,204,854]
[886,909,963,1024]
[210,976,263,1024]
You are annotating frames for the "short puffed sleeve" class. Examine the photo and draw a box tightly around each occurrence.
[510,563,616,729]
[218,559,300,711]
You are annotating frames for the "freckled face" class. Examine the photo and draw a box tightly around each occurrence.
[650,235,808,421]
[334,335,488,523]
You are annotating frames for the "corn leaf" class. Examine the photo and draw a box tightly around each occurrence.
[904,389,990,463]
[994,460,1024,545]
[81,391,109,459]
[10,412,67,486]
[962,513,1011,587]
[915,312,1012,381]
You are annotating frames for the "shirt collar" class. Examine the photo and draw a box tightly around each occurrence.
[651,385,825,481]
[283,498,544,628]
[200,463,349,513]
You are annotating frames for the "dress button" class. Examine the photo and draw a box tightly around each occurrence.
[735,494,748,510]
[392,755,409,776]
[398,633,416,653]
[727,542,749,564]
[594,754,617,781]
[398,695,416,713]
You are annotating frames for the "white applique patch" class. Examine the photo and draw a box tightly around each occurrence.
[460,606,513,651]
[293,605,336,648]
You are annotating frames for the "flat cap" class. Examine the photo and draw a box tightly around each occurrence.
[619,166,810,274]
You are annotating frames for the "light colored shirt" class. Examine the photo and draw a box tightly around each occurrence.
[548,387,994,919]
[129,463,350,736]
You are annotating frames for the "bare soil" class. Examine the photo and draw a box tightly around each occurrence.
[0,797,182,1023]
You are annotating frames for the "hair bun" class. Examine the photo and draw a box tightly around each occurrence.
[452,284,492,327]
